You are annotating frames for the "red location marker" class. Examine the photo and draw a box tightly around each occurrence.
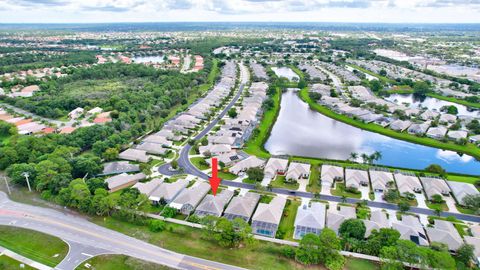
[209,157,221,196]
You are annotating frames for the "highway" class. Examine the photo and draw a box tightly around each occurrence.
[0,192,245,270]
[159,64,480,224]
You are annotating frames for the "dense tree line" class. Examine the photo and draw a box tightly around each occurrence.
[0,51,97,73]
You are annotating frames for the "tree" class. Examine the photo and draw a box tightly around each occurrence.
[379,69,387,77]
[456,244,475,266]
[170,160,178,170]
[246,167,264,182]
[397,200,410,212]
[425,164,446,177]
[295,234,322,265]
[227,108,237,118]
[102,148,119,161]
[365,228,400,256]
[369,80,383,92]
[431,194,444,204]
[71,154,102,178]
[339,219,366,240]
[5,163,37,186]
[349,152,358,161]
[462,194,480,214]
[383,189,400,202]
[298,79,307,89]
[380,240,424,269]
[161,206,177,218]
[413,81,431,96]
[148,219,167,232]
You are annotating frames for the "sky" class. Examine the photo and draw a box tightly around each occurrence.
[0,0,480,24]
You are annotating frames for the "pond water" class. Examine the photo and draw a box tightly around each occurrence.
[385,93,479,117]
[132,55,165,63]
[271,67,299,81]
[264,89,480,174]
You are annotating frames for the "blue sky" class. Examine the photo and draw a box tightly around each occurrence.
[0,0,480,23]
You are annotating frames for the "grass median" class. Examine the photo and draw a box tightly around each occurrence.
[0,226,68,267]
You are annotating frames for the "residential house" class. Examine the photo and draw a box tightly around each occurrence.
[119,148,150,163]
[320,165,344,188]
[369,170,394,192]
[105,172,146,193]
[251,196,287,237]
[294,202,326,240]
[169,182,210,215]
[285,162,311,182]
[394,172,423,196]
[363,210,389,237]
[135,142,168,156]
[149,179,189,204]
[389,120,412,131]
[68,107,84,119]
[426,126,448,139]
[426,220,463,251]
[447,181,480,205]
[326,205,356,234]
[439,113,457,124]
[133,178,164,197]
[223,193,260,222]
[392,215,429,246]
[420,177,451,200]
[446,130,468,141]
[263,158,289,180]
[229,156,265,175]
[345,169,369,189]
[100,161,140,176]
[194,189,234,217]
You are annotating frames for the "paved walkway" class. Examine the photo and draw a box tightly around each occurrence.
[0,246,52,270]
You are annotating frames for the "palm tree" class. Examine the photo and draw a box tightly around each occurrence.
[349,152,358,161]
[341,195,347,203]
[373,151,383,162]
[434,207,442,217]
[361,153,369,164]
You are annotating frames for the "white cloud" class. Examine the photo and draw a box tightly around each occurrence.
[0,0,479,23]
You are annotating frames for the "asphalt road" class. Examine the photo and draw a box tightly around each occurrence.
[159,65,480,224]
[0,192,245,270]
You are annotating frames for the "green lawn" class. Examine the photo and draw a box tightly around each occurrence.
[218,170,237,180]
[299,88,480,160]
[345,257,380,270]
[0,226,68,267]
[93,217,318,270]
[242,178,257,184]
[306,165,321,193]
[270,176,300,190]
[331,183,362,199]
[243,86,280,158]
[190,157,209,170]
[277,200,301,240]
[76,255,173,270]
[0,255,35,270]
[427,93,480,109]
[425,201,449,211]
[447,174,479,185]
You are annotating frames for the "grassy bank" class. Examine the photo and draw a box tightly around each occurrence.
[243,86,281,158]
[0,226,68,267]
[298,87,480,160]
[426,93,480,109]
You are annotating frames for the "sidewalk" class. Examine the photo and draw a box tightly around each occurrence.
[0,246,53,270]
